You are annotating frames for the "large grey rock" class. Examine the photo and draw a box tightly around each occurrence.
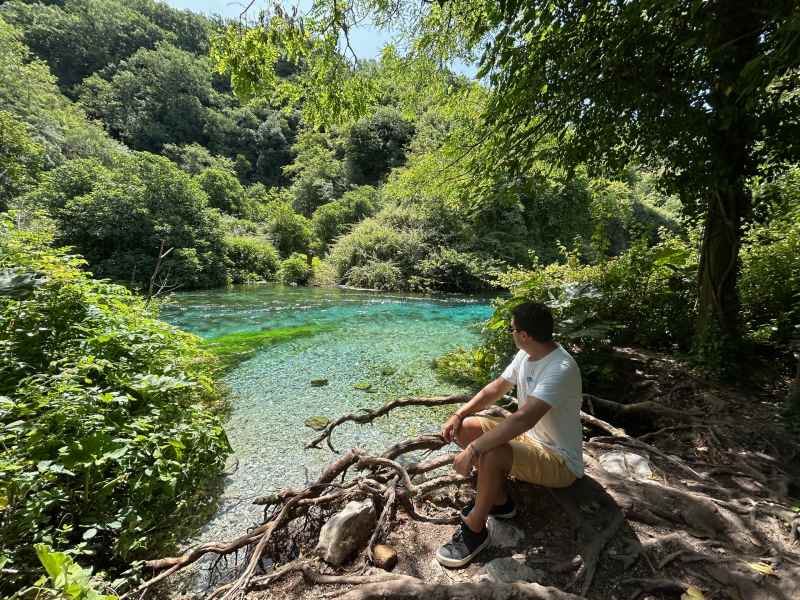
[476,555,544,583]
[316,500,376,566]
[487,518,525,548]
[599,450,653,479]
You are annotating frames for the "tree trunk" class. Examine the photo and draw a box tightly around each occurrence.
[695,0,764,365]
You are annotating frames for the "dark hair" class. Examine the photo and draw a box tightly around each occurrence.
[511,302,554,342]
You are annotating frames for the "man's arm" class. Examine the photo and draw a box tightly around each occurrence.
[441,376,514,442]
[470,395,551,455]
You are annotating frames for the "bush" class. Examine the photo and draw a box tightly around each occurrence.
[416,247,499,293]
[195,166,247,216]
[740,169,800,345]
[345,259,403,290]
[265,201,313,257]
[224,235,280,283]
[312,185,379,250]
[0,214,230,595]
[277,253,312,285]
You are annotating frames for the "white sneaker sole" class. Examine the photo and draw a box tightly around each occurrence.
[435,535,491,568]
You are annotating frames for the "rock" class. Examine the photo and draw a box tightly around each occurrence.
[380,367,396,376]
[487,518,525,548]
[304,416,330,430]
[310,378,328,387]
[479,556,544,583]
[353,382,372,391]
[599,450,653,479]
[372,544,398,570]
[316,500,376,566]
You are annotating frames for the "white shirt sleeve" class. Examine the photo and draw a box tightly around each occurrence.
[529,359,575,407]
[501,350,525,383]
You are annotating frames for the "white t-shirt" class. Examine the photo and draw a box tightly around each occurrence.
[501,345,584,477]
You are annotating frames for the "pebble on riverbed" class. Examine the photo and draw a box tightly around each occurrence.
[310,378,329,386]
[353,382,372,391]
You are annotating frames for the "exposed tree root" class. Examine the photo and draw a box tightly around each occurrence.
[136,382,800,600]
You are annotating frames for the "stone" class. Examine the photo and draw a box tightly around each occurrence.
[479,557,544,583]
[310,378,328,387]
[599,450,653,479]
[304,416,330,430]
[316,500,376,566]
[353,382,372,391]
[372,544,398,570]
[380,367,396,376]
[487,518,525,548]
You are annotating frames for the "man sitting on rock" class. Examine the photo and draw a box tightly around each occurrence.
[437,301,584,567]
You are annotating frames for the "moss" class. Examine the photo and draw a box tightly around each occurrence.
[204,324,334,371]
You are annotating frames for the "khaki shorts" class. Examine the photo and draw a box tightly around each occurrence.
[476,416,576,488]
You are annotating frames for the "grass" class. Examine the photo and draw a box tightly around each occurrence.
[204,324,335,372]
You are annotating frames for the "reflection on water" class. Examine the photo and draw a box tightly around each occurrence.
[160,284,491,585]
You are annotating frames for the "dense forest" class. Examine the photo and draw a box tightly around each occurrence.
[1,0,798,598]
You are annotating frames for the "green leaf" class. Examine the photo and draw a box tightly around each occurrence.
[83,528,98,540]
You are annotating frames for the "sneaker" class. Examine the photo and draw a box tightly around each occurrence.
[435,522,490,568]
[460,495,517,520]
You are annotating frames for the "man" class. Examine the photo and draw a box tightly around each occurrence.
[436,301,583,568]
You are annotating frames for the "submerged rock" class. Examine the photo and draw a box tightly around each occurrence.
[317,500,376,566]
[353,382,372,391]
[304,416,331,430]
[310,378,329,387]
[380,367,396,376]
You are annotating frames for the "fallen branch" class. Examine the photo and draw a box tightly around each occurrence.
[306,395,468,452]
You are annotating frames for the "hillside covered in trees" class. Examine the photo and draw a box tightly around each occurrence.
[1,0,799,598]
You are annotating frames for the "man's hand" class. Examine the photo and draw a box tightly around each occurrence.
[441,413,462,443]
[453,445,476,476]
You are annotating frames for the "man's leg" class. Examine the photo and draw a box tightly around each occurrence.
[455,417,511,508]
[463,444,513,533]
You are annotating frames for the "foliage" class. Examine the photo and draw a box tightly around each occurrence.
[739,168,800,345]
[224,235,280,284]
[277,253,312,285]
[311,185,379,251]
[0,15,122,168]
[0,214,230,595]
[204,323,334,372]
[31,544,115,600]
[265,200,313,257]
[195,167,248,216]
[79,43,215,152]
[0,0,165,91]
[0,110,44,211]
[162,143,235,176]
[284,130,346,217]
[440,234,699,389]
[24,153,228,290]
[344,108,415,186]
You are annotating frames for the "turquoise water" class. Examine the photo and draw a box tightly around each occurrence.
[161,284,492,554]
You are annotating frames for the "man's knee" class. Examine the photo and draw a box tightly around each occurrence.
[479,445,513,473]
[454,416,484,448]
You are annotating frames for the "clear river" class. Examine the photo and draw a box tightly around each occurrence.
[160,284,492,581]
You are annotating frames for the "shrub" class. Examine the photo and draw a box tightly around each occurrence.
[224,235,280,283]
[265,201,313,257]
[195,166,247,216]
[277,252,312,285]
[345,259,403,290]
[416,247,500,293]
[312,185,379,250]
[0,214,230,595]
